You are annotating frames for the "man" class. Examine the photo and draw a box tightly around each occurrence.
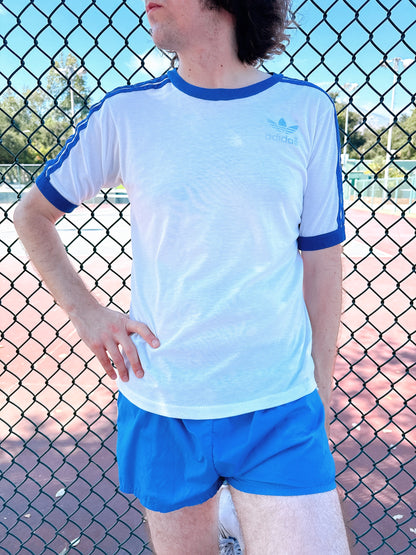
[14,0,350,553]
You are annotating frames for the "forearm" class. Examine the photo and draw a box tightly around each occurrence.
[302,245,343,407]
[14,203,99,318]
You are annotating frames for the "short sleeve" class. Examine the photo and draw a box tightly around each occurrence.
[298,97,345,251]
[36,97,121,213]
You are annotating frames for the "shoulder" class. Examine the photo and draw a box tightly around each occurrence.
[88,74,172,117]
[107,73,171,99]
[277,75,335,112]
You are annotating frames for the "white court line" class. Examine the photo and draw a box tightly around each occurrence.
[343,241,392,259]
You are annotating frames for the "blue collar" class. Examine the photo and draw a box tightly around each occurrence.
[168,68,282,101]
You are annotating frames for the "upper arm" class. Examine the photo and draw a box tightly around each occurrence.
[14,185,65,227]
[298,96,345,252]
[301,244,343,282]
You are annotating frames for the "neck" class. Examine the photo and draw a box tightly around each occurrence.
[175,13,265,89]
[177,51,265,90]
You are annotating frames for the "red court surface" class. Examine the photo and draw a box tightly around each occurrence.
[333,205,415,554]
[1,203,415,553]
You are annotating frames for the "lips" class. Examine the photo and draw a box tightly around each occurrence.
[146,2,162,15]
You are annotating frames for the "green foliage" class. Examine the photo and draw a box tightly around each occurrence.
[356,110,416,176]
[331,89,415,163]
[390,109,416,160]
[0,94,34,164]
[0,53,90,164]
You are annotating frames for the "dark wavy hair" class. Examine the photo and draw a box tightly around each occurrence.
[204,0,292,65]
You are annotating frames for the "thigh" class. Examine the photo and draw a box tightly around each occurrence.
[230,487,350,555]
[145,490,220,555]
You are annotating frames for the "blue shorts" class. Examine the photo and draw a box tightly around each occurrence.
[116,389,336,513]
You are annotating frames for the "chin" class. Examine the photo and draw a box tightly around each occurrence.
[151,28,180,53]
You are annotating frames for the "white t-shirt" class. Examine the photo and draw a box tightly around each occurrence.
[37,69,345,419]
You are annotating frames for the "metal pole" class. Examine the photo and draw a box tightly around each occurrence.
[61,64,85,129]
[341,83,358,166]
[383,58,400,190]
[70,86,75,120]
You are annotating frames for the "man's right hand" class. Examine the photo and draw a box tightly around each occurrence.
[70,304,160,382]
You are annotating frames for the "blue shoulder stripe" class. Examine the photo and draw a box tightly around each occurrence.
[279,75,335,102]
[43,74,170,181]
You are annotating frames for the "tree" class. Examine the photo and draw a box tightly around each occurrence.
[356,126,386,161]
[356,108,416,177]
[0,92,39,164]
[390,109,416,160]
[0,53,90,165]
[329,89,415,164]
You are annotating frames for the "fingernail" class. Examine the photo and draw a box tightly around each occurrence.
[151,339,160,348]
[135,370,144,378]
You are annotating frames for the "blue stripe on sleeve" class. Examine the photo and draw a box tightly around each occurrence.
[36,173,78,213]
[332,101,346,238]
[43,75,170,181]
[282,76,346,252]
[293,80,346,245]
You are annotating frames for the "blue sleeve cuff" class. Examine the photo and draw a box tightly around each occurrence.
[298,227,346,251]
[36,173,78,213]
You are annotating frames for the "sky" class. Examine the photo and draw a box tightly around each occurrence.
[0,0,415,127]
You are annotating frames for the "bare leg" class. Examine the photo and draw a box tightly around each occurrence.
[145,491,220,555]
[230,487,350,555]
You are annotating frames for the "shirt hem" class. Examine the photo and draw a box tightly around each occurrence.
[298,227,346,251]
[36,175,78,213]
[116,379,317,420]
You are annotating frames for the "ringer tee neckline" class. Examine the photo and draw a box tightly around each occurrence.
[168,68,281,100]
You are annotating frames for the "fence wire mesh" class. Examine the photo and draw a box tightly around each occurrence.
[0,1,415,553]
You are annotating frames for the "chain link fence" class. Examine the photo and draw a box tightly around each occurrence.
[1,1,415,553]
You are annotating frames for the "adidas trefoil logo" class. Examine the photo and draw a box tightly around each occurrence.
[268,118,298,134]
[266,118,299,146]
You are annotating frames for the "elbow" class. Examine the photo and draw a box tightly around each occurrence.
[13,194,37,240]
[13,194,42,240]
[13,197,27,237]
[13,186,62,237]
